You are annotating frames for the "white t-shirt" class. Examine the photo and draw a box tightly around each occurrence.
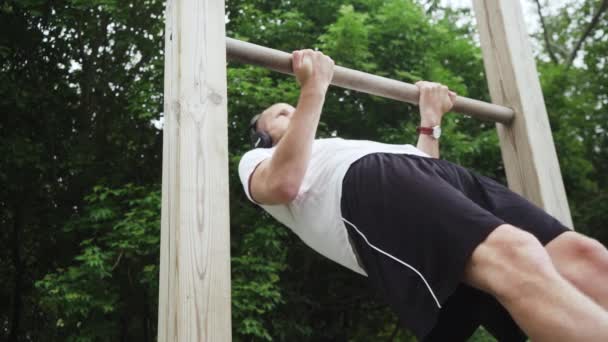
[238,138,431,276]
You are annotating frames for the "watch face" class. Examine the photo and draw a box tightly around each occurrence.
[432,125,442,139]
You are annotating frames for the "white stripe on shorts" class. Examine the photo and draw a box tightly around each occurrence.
[341,217,442,309]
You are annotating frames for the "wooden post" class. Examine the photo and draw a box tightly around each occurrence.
[158,0,231,340]
[472,0,573,227]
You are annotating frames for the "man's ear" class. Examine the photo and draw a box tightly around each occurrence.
[250,130,273,149]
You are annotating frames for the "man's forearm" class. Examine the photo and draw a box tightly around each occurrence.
[417,133,440,158]
[268,88,325,193]
[416,115,441,158]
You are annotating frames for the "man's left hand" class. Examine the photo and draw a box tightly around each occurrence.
[415,81,457,126]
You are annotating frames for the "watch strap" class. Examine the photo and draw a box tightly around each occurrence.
[416,126,434,135]
[417,125,441,139]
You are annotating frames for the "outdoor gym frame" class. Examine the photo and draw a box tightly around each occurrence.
[158,1,573,340]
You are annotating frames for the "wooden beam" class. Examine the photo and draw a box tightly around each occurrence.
[158,0,231,340]
[472,0,573,228]
[227,37,515,124]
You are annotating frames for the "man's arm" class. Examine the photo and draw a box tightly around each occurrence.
[250,50,335,205]
[415,81,456,159]
[416,117,441,159]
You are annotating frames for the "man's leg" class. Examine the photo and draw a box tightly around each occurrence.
[464,224,608,341]
[546,231,608,310]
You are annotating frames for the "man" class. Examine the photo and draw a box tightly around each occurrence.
[238,49,608,341]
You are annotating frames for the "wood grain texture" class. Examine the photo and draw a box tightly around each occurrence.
[158,0,232,340]
[472,0,573,228]
[226,38,515,123]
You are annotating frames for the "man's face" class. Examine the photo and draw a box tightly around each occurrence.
[258,103,295,146]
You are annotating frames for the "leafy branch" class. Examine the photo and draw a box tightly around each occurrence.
[566,0,608,68]
[534,0,559,63]
[535,0,608,68]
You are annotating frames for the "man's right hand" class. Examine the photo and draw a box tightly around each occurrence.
[293,49,335,94]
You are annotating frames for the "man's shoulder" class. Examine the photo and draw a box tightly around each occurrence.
[313,137,348,146]
[241,146,274,158]
[238,148,273,174]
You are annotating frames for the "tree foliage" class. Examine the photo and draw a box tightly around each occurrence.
[1,0,606,341]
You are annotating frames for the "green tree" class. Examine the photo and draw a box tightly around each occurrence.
[532,0,608,241]
[1,0,165,340]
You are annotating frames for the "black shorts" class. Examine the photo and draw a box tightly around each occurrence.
[340,153,569,341]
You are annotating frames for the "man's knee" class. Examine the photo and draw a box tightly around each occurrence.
[567,234,608,265]
[465,224,555,301]
[547,232,608,277]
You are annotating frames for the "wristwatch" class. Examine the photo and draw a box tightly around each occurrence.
[417,125,441,139]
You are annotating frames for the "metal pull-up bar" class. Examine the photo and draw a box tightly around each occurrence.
[226,37,515,124]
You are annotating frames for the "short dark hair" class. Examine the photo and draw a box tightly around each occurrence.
[249,113,263,132]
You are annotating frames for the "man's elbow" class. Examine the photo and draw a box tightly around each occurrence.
[272,181,299,203]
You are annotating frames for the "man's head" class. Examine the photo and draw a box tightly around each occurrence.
[249,103,295,148]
